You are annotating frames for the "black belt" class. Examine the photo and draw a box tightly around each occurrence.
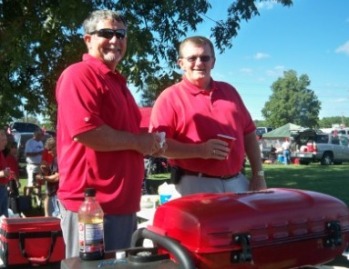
[183,169,240,180]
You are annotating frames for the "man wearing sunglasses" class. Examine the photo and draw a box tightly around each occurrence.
[150,36,266,196]
[56,10,163,258]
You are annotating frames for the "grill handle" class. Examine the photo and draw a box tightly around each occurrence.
[131,228,195,269]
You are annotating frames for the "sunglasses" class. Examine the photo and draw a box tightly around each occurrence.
[89,28,127,40]
[181,55,212,63]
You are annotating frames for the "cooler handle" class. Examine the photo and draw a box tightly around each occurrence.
[131,228,195,269]
[19,230,59,265]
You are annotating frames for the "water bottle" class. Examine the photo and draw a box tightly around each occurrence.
[78,188,104,260]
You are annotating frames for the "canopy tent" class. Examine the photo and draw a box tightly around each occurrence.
[139,107,152,133]
[262,123,303,139]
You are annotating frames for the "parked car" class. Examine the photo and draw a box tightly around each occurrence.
[292,129,349,165]
[256,127,273,136]
[13,132,52,164]
[9,122,41,133]
[332,128,349,139]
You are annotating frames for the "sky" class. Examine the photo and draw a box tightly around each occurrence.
[131,0,349,121]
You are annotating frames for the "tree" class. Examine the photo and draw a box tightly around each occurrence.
[261,70,321,128]
[0,0,293,127]
[318,117,349,128]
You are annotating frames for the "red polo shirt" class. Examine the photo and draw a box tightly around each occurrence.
[0,152,9,185]
[56,54,144,214]
[150,77,255,176]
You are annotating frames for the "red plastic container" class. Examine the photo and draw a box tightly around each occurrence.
[0,217,65,267]
[148,188,349,269]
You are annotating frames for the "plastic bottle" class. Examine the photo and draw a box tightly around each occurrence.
[78,188,105,260]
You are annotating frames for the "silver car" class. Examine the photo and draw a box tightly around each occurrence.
[294,130,349,165]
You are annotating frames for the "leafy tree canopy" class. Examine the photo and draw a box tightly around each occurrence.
[0,0,293,127]
[261,70,321,128]
[318,117,349,129]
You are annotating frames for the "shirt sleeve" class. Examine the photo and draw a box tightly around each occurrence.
[56,64,105,138]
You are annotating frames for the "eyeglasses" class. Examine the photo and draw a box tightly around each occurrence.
[89,28,127,40]
[181,55,212,63]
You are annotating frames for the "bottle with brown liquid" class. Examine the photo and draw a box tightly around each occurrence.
[78,188,104,260]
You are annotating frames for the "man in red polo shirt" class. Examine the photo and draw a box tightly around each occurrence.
[150,36,266,195]
[56,10,163,258]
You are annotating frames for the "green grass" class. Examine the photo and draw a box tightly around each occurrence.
[21,163,349,209]
[257,163,349,205]
[148,163,349,205]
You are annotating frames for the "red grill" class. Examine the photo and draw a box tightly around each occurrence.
[145,188,349,269]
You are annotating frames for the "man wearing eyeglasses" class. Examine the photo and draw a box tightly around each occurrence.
[150,36,266,196]
[55,10,163,258]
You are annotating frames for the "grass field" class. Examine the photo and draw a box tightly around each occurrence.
[148,162,349,205]
[19,162,349,215]
[253,163,349,205]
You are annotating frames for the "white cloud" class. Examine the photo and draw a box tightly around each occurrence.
[333,97,349,103]
[335,41,349,56]
[254,52,270,60]
[266,65,285,77]
[240,68,253,74]
[211,71,226,80]
[256,1,278,10]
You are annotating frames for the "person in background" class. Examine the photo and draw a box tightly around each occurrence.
[24,128,44,208]
[38,137,59,217]
[0,129,11,217]
[150,36,266,196]
[269,146,277,164]
[55,10,163,258]
[281,138,291,165]
[4,141,21,216]
[24,129,44,189]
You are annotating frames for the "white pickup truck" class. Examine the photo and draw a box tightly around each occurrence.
[293,129,349,165]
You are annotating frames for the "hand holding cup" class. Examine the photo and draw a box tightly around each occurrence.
[217,134,236,159]
[217,134,236,147]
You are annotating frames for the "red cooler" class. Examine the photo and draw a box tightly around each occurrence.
[0,217,65,267]
[146,188,349,269]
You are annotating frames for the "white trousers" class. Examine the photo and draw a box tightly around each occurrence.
[176,173,249,196]
[26,163,40,187]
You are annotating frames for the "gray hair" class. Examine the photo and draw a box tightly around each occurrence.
[178,36,215,59]
[45,137,56,150]
[83,10,127,34]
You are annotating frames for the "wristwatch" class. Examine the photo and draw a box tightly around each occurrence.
[257,170,265,177]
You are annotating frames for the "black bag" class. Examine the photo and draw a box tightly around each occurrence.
[18,195,32,213]
[7,180,21,214]
[7,180,19,197]
[170,166,184,184]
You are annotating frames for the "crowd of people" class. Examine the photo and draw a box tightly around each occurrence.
[0,128,59,218]
[1,9,269,260]
[258,137,295,165]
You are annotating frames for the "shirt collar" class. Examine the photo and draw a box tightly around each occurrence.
[82,53,126,84]
[182,76,217,95]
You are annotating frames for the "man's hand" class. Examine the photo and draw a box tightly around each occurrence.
[249,176,267,191]
[202,139,230,160]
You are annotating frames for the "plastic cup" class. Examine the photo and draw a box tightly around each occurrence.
[217,134,236,148]
[159,194,172,205]
[156,132,166,148]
